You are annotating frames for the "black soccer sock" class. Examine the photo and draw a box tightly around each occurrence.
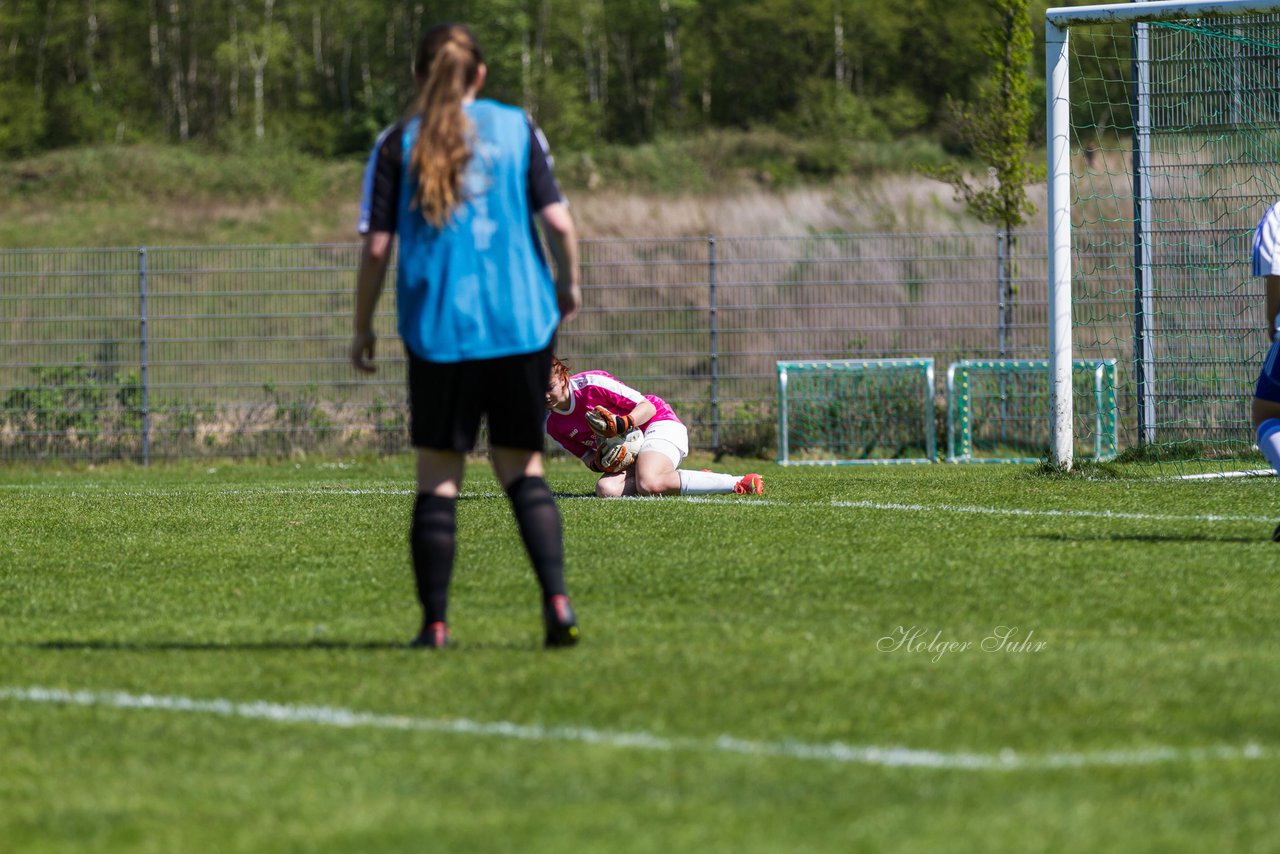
[505,475,567,601]
[410,493,457,625]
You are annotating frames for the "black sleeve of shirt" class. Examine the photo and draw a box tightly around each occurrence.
[367,124,404,234]
[527,118,564,213]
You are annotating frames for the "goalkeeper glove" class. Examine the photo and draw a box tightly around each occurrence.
[585,405,635,438]
[597,440,636,473]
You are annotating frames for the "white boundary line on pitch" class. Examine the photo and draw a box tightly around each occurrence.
[1165,469,1275,481]
[0,484,1273,525]
[678,496,1278,525]
[830,498,1275,524]
[0,686,1267,772]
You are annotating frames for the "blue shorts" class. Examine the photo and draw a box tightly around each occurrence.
[1256,338,1280,403]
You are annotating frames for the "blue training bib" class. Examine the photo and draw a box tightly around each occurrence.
[395,100,559,362]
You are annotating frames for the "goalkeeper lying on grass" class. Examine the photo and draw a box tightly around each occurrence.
[545,355,763,498]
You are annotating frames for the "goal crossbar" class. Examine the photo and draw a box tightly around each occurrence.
[1047,0,1280,26]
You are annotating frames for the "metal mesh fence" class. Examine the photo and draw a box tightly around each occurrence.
[0,232,1050,462]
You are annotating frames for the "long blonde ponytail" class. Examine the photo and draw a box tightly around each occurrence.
[410,25,483,228]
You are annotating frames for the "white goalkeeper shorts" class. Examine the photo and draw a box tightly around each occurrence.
[638,419,689,468]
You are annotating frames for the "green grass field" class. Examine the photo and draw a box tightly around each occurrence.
[3,456,1279,852]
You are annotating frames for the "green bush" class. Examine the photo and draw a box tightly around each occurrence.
[785,78,890,143]
[366,397,410,455]
[0,144,354,205]
[47,86,136,147]
[676,400,777,460]
[0,83,47,157]
[116,370,144,434]
[0,363,139,457]
[264,382,336,454]
[3,365,108,439]
[870,87,932,136]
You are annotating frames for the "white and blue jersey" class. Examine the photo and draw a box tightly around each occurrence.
[1253,202,1280,401]
[1252,201,1280,278]
[358,99,565,363]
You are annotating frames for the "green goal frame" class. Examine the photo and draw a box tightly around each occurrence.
[776,359,937,465]
[948,359,1118,464]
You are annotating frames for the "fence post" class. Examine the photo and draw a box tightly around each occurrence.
[996,230,1008,448]
[139,246,150,465]
[997,229,1008,358]
[708,234,719,455]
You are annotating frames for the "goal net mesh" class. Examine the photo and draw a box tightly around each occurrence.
[1068,11,1280,465]
[776,360,935,464]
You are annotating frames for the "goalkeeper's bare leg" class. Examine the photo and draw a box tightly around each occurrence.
[631,448,763,497]
[595,470,630,497]
[586,422,762,497]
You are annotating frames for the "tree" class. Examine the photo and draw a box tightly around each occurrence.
[242,0,275,141]
[0,0,1025,158]
[923,0,1043,358]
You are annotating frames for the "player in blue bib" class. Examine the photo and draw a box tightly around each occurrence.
[349,23,583,646]
[1250,201,1280,540]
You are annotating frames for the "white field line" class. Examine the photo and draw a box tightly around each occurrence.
[829,498,1275,525]
[0,484,418,496]
[680,496,1277,524]
[1168,469,1275,481]
[0,686,1267,772]
[0,484,1273,525]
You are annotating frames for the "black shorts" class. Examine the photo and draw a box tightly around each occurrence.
[408,344,553,452]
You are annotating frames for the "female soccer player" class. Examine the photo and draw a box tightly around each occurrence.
[1250,200,1280,540]
[545,356,764,498]
[349,24,582,647]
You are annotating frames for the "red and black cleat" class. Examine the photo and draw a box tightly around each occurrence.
[409,620,450,649]
[543,595,580,648]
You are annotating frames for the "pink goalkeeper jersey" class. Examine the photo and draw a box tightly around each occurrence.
[546,371,680,462]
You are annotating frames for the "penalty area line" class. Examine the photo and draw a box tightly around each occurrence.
[0,686,1268,772]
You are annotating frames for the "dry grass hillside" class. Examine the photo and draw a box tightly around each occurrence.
[571,175,1048,239]
[0,159,1047,248]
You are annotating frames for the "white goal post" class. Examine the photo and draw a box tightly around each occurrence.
[1046,0,1280,470]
